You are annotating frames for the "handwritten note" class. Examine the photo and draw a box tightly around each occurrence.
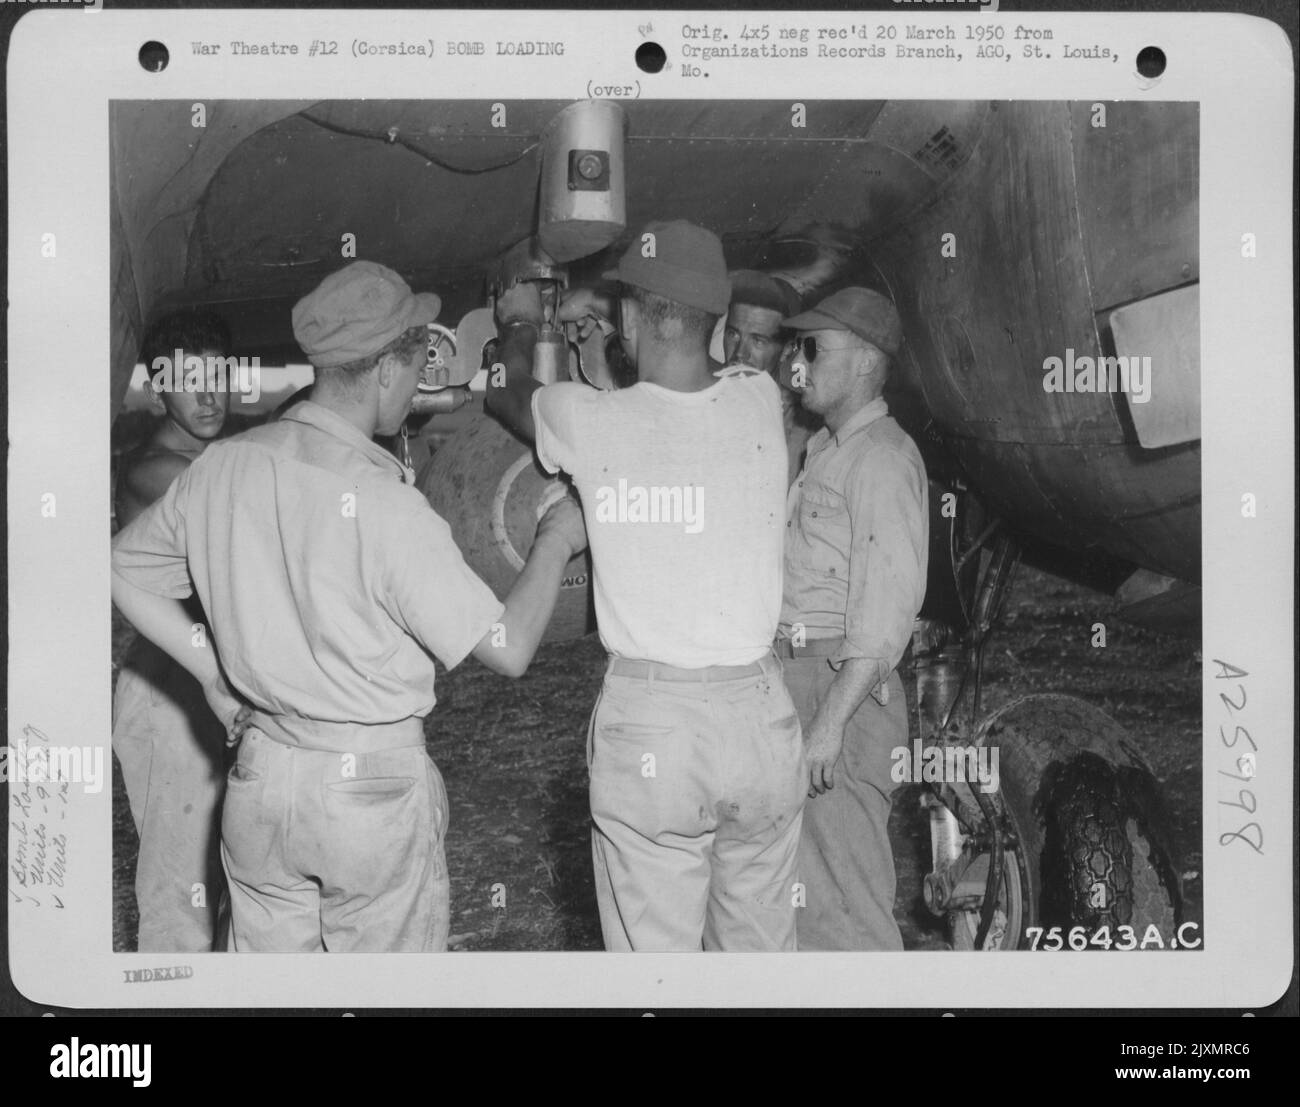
[1214,660,1262,855]
[8,724,71,910]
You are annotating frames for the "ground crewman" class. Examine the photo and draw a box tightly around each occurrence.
[776,287,929,950]
[112,260,586,952]
[722,269,817,486]
[113,308,234,951]
[487,222,805,951]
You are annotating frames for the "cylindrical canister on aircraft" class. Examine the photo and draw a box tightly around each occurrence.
[408,386,473,417]
[538,100,627,264]
[531,326,569,384]
[416,408,594,644]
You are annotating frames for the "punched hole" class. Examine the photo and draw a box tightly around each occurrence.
[139,41,169,72]
[1136,46,1166,79]
[635,42,666,74]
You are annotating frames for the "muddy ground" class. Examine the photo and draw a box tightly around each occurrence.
[112,563,1202,953]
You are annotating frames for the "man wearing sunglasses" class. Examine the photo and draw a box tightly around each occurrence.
[775,287,929,951]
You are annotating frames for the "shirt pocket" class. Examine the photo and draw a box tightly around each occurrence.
[792,485,851,578]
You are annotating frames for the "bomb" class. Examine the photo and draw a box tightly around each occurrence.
[417,196,608,643]
[416,408,594,644]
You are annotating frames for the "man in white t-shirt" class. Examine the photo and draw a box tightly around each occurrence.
[486,220,805,951]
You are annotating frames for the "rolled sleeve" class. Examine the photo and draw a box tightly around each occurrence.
[111,465,193,599]
[383,502,506,671]
[832,445,928,675]
[532,382,591,477]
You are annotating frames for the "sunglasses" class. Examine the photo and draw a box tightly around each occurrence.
[793,335,863,363]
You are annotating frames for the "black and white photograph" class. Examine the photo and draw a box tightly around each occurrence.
[106,96,1202,956]
[4,5,1293,1021]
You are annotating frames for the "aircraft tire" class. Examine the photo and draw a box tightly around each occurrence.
[950,695,1183,949]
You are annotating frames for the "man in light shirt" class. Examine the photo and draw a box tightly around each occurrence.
[776,287,929,950]
[487,221,805,951]
[112,261,586,952]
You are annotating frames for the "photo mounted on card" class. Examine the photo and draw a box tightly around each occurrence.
[5,6,1293,1009]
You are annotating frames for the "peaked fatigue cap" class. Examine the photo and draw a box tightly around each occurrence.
[784,287,903,356]
[293,260,442,368]
[603,220,731,315]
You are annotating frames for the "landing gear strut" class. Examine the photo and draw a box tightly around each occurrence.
[912,501,1182,950]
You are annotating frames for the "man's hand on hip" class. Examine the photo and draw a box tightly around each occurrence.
[201,672,254,748]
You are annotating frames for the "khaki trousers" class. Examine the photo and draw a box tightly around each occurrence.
[588,654,806,951]
[221,728,450,952]
[112,638,227,952]
[784,658,907,951]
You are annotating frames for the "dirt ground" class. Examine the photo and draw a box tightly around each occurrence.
[112,563,1202,953]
